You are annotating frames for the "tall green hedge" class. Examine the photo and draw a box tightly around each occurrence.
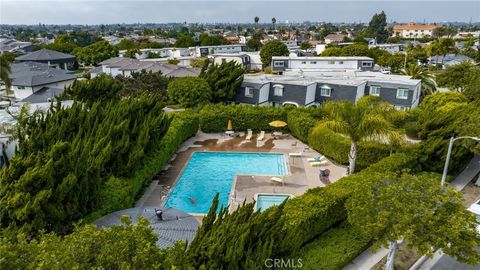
[199,104,287,132]
[86,111,199,222]
[287,109,319,143]
[308,125,392,171]
[292,223,371,270]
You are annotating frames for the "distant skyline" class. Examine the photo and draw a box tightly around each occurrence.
[1,1,479,25]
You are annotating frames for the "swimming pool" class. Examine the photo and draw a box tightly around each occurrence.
[165,152,287,214]
[255,194,292,212]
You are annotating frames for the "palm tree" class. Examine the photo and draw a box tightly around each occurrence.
[322,96,402,174]
[0,54,12,90]
[271,17,276,30]
[254,16,259,28]
[401,64,437,97]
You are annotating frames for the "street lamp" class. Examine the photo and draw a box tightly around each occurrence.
[441,136,480,187]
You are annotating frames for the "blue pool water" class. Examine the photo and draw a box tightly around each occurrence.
[165,152,287,214]
[256,194,291,211]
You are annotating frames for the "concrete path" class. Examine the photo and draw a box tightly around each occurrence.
[343,246,389,270]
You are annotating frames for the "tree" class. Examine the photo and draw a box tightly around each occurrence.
[254,16,260,27]
[341,44,370,56]
[74,40,118,66]
[247,38,262,51]
[64,73,122,103]
[174,34,195,48]
[0,54,12,89]
[259,40,289,67]
[0,217,190,269]
[116,39,136,50]
[271,17,277,30]
[321,47,343,56]
[300,41,313,50]
[199,34,229,46]
[346,173,480,269]
[115,70,170,99]
[200,61,244,102]
[401,64,437,97]
[436,62,480,92]
[322,96,401,174]
[167,77,211,107]
[42,41,78,54]
[365,11,389,43]
[167,58,180,65]
[124,48,140,58]
[433,26,458,38]
[427,38,457,63]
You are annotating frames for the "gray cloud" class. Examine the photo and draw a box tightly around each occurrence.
[1,1,479,25]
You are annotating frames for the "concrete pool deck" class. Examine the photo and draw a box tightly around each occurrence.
[137,131,348,216]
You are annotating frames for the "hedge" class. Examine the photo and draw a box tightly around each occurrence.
[279,152,418,255]
[308,125,392,171]
[199,104,287,132]
[85,111,199,222]
[287,109,319,143]
[291,223,371,270]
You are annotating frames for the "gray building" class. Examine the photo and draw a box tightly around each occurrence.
[237,71,421,110]
[15,49,76,70]
[271,56,375,74]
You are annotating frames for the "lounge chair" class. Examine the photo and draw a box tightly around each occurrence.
[246,129,253,140]
[288,152,302,157]
[257,130,265,141]
[270,177,284,185]
[310,160,328,166]
[307,156,326,162]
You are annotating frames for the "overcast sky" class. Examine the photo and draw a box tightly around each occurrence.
[1,0,479,25]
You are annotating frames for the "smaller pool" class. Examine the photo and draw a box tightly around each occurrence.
[255,194,292,211]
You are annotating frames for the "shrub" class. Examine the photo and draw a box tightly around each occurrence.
[404,121,420,139]
[167,77,211,107]
[292,223,371,270]
[199,104,287,132]
[86,111,199,222]
[308,125,392,170]
[287,109,319,143]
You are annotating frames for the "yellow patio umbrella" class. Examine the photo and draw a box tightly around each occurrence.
[269,120,288,128]
[227,119,233,131]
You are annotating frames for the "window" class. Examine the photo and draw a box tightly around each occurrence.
[221,58,226,63]
[273,84,284,96]
[273,61,285,67]
[301,61,307,64]
[328,61,334,64]
[320,86,331,97]
[17,86,25,90]
[338,61,344,64]
[245,87,254,97]
[362,62,373,67]
[310,61,317,64]
[396,88,409,99]
[369,86,381,96]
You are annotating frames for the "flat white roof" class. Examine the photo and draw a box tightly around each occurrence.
[272,56,374,61]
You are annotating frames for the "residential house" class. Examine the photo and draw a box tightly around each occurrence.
[428,54,474,69]
[369,43,405,54]
[0,39,33,54]
[91,57,201,78]
[392,23,441,38]
[8,61,76,100]
[271,56,375,74]
[211,52,262,71]
[15,49,76,70]
[189,44,247,57]
[324,33,348,44]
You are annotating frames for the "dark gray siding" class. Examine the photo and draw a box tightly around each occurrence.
[236,82,263,104]
[366,85,414,107]
[268,83,308,106]
[271,60,289,71]
[315,83,358,104]
[358,60,374,71]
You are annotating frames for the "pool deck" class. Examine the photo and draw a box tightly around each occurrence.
[137,131,348,217]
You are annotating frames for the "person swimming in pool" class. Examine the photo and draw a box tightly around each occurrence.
[189,197,197,204]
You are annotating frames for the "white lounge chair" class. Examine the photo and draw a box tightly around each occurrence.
[307,156,326,162]
[246,129,253,140]
[257,130,265,141]
[270,177,284,185]
[288,152,302,157]
[310,160,329,166]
